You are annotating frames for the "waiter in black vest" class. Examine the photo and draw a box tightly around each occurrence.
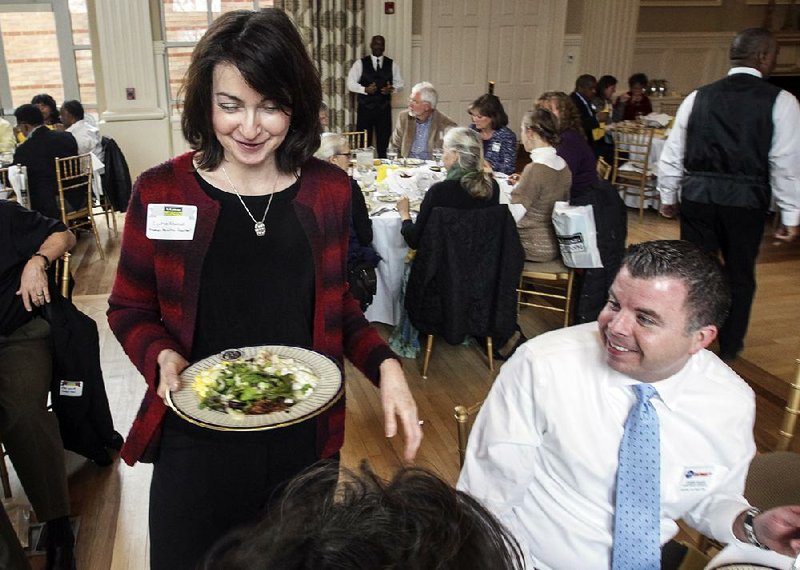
[347,35,404,157]
[658,27,800,362]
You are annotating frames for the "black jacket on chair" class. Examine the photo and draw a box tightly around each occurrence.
[570,180,627,323]
[405,206,524,345]
[100,137,132,212]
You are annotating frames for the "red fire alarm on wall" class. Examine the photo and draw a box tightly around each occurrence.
[384,2,395,14]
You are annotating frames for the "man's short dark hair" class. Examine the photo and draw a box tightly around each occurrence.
[730,27,775,63]
[575,74,597,91]
[14,104,44,126]
[628,73,649,89]
[201,462,525,570]
[61,100,85,121]
[181,8,321,173]
[622,240,731,332]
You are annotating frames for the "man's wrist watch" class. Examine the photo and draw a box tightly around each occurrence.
[31,252,50,270]
[743,507,770,550]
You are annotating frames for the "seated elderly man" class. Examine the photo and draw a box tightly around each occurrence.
[0,201,77,570]
[390,82,456,160]
[60,100,103,160]
[459,240,800,569]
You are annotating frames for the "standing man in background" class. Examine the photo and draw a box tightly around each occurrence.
[658,27,800,362]
[347,35,404,157]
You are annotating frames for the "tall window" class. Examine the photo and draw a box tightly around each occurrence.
[161,0,274,113]
[0,0,97,115]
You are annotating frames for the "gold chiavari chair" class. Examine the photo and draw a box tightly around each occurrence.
[517,259,575,329]
[454,401,484,468]
[55,153,104,260]
[596,156,612,181]
[611,123,659,220]
[776,355,800,451]
[342,130,367,150]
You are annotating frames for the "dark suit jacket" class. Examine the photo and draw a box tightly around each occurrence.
[570,91,599,144]
[13,127,78,219]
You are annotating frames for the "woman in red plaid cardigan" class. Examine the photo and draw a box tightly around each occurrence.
[107,10,421,569]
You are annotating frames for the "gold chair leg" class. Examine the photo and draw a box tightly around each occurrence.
[486,336,494,372]
[422,335,433,379]
[455,405,469,468]
[564,272,574,328]
[88,211,105,261]
[60,252,71,298]
[776,357,800,451]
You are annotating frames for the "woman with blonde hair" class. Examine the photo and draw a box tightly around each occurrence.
[511,108,571,262]
[398,127,499,248]
[537,91,598,200]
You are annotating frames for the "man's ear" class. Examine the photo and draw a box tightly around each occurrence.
[690,325,718,354]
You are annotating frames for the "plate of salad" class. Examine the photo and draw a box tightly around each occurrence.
[166,346,343,431]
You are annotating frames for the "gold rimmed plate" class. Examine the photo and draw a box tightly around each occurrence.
[166,345,343,431]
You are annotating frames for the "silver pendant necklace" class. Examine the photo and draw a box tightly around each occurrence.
[221,165,277,237]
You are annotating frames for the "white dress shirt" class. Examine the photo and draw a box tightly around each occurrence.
[508,146,567,222]
[458,323,756,570]
[67,119,103,160]
[658,67,800,226]
[346,55,404,95]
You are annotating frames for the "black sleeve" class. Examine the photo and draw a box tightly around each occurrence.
[400,182,440,249]
[1,201,66,260]
[349,179,373,245]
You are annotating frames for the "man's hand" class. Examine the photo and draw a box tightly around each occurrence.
[397,196,411,221]
[156,349,189,401]
[379,359,422,463]
[380,82,394,96]
[365,82,378,95]
[16,255,50,311]
[773,224,798,243]
[507,173,521,185]
[659,203,678,219]
[752,506,800,556]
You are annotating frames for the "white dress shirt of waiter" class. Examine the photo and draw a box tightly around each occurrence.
[458,240,800,569]
[389,82,457,160]
[60,99,103,161]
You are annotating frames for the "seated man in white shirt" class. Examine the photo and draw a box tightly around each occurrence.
[60,100,103,160]
[390,82,456,160]
[459,240,800,569]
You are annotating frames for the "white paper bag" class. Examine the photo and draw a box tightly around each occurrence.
[551,201,603,268]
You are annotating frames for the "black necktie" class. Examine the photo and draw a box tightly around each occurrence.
[376,58,381,72]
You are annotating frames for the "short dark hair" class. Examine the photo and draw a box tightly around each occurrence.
[201,462,525,570]
[628,73,649,89]
[31,93,60,123]
[181,9,321,173]
[61,100,85,121]
[14,104,44,126]
[730,27,775,64]
[468,93,509,130]
[621,240,731,331]
[575,74,597,91]
[597,75,618,96]
[522,107,561,147]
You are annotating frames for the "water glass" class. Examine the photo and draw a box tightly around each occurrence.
[386,147,398,164]
[432,147,444,166]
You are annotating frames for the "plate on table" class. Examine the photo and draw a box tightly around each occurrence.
[404,158,424,166]
[166,345,343,431]
[376,192,401,202]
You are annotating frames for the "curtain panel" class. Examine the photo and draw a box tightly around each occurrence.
[276,0,365,131]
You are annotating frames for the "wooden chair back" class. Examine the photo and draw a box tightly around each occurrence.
[517,258,575,328]
[596,156,612,181]
[55,153,105,260]
[611,123,658,219]
[342,130,367,150]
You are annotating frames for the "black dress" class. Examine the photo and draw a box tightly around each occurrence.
[149,175,322,570]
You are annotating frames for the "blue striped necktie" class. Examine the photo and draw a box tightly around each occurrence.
[612,383,661,570]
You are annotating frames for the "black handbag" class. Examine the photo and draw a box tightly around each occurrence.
[348,261,378,312]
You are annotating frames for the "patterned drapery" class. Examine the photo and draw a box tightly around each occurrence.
[276,0,365,132]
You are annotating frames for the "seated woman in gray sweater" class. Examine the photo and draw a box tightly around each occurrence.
[510,108,572,262]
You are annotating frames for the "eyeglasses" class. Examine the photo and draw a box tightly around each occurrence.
[335,152,350,157]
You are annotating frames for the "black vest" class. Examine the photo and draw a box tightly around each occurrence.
[358,55,393,111]
[682,73,780,210]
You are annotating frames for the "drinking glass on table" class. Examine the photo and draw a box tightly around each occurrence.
[386,144,398,164]
[432,147,444,166]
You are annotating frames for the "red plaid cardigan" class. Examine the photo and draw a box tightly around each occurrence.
[108,152,395,466]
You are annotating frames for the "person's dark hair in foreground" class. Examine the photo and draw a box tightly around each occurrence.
[201,461,525,570]
[622,240,731,332]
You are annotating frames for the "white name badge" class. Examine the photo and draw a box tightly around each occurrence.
[679,466,717,493]
[59,380,84,397]
[146,204,198,240]
[491,142,501,153]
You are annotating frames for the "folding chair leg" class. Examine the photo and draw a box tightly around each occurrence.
[421,335,434,379]
[486,336,494,372]
[88,213,105,261]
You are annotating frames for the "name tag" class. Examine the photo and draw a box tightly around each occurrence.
[491,142,501,153]
[59,380,83,397]
[679,466,717,493]
[146,204,198,240]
